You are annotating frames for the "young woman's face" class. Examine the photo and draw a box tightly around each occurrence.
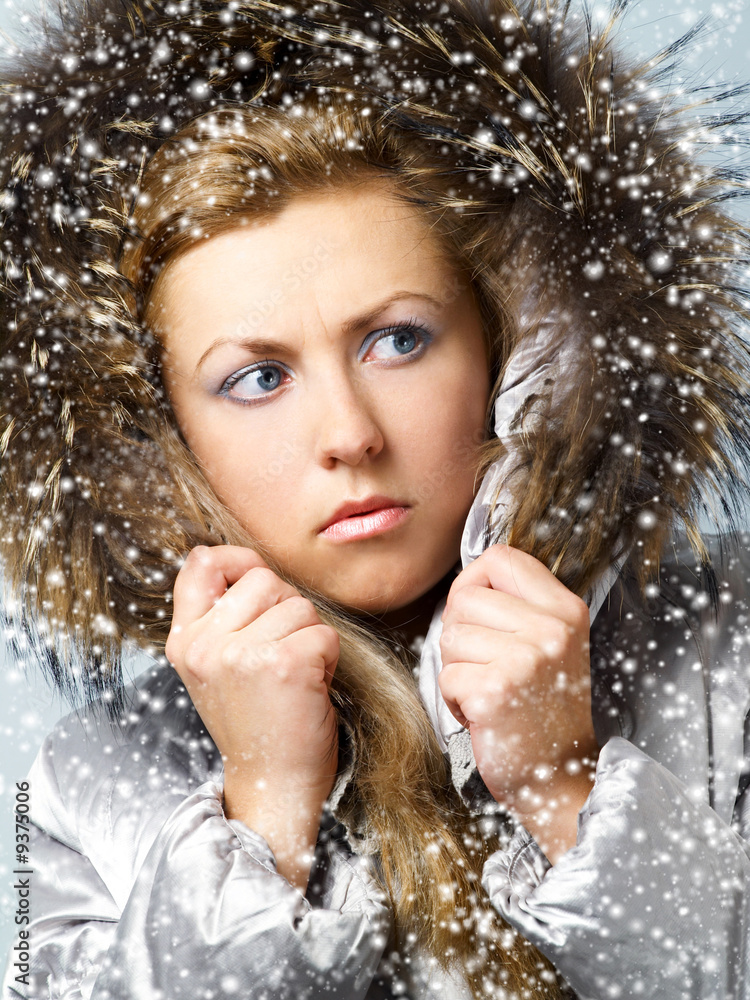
[154,180,492,615]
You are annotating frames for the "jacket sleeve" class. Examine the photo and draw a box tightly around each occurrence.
[482,735,750,1000]
[2,777,390,1000]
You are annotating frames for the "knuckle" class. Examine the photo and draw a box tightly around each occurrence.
[485,542,511,563]
[450,587,471,617]
[253,566,283,594]
[221,638,272,673]
[174,546,212,593]
[437,661,460,690]
[186,545,212,567]
[461,692,488,719]
[471,670,509,712]
[287,593,319,622]
[496,682,513,707]
[513,642,540,677]
[543,619,570,658]
[256,640,280,665]
[182,635,208,677]
[164,634,179,665]
[542,640,566,664]
[245,564,268,585]
[437,665,453,694]
[315,622,340,654]
[219,641,243,672]
[267,645,293,681]
[570,595,590,630]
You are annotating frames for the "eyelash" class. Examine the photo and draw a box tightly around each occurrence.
[219,319,434,405]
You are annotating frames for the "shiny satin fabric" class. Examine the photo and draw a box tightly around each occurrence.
[2,662,471,1000]
[3,535,750,999]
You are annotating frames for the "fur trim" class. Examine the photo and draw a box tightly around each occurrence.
[1,0,750,703]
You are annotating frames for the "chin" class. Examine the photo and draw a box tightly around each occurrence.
[301,554,429,613]
[327,578,416,616]
[332,589,403,616]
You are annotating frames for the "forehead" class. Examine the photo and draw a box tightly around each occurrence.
[148,179,464,339]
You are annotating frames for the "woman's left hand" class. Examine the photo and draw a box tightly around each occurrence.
[438,543,600,863]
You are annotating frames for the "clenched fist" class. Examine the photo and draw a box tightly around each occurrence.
[438,544,599,862]
[165,544,340,889]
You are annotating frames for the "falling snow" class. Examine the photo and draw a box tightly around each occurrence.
[1,0,750,997]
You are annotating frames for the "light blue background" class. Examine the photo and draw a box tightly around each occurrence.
[1,0,749,965]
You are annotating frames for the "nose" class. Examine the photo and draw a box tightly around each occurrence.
[312,371,385,467]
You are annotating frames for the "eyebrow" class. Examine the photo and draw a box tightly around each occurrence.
[194,290,446,372]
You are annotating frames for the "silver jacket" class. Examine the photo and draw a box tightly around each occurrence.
[2,0,750,995]
[3,532,750,1000]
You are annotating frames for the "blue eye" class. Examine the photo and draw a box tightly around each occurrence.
[220,320,432,405]
[222,362,285,402]
[368,322,429,361]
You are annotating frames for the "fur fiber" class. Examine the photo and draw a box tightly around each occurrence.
[1,0,750,705]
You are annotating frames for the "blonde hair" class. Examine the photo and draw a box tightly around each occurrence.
[5,1,746,991]
[118,98,563,997]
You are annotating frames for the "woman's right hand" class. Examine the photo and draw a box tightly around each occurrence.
[164,544,340,888]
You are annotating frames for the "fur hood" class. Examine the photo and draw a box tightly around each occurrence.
[1,0,750,704]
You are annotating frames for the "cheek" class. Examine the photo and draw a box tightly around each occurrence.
[398,368,489,508]
[408,348,489,451]
[174,406,302,522]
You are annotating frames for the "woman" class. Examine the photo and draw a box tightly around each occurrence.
[1,0,750,997]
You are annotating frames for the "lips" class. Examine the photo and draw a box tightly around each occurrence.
[319,494,409,532]
[320,506,411,543]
